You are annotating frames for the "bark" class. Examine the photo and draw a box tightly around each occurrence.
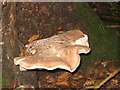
[2,3,38,89]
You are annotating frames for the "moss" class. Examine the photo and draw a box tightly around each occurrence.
[75,3,119,70]
[0,73,2,88]
[2,72,10,88]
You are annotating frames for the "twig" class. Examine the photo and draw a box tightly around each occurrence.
[106,25,120,28]
[85,68,120,89]
[99,15,120,22]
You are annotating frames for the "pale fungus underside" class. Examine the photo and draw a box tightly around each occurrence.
[14,30,90,72]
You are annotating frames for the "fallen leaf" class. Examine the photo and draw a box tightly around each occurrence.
[111,79,118,85]
[108,66,117,73]
[19,48,30,57]
[55,81,69,87]
[57,72,71,82]
[72,74,84,80]
[46,76,55,83]
[84,80,95,86]
[56,26,63,32]
[28,34,39,43]
[70,80,79,87]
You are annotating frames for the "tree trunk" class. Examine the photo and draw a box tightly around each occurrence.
[2,3,38,89]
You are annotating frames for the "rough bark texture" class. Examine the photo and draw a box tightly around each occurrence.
[2,3,38,89]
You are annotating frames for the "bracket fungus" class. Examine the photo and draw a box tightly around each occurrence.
[14,30,91,72]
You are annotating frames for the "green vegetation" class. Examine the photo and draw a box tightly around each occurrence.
[2,72,9,87]
[75,3,119,70]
